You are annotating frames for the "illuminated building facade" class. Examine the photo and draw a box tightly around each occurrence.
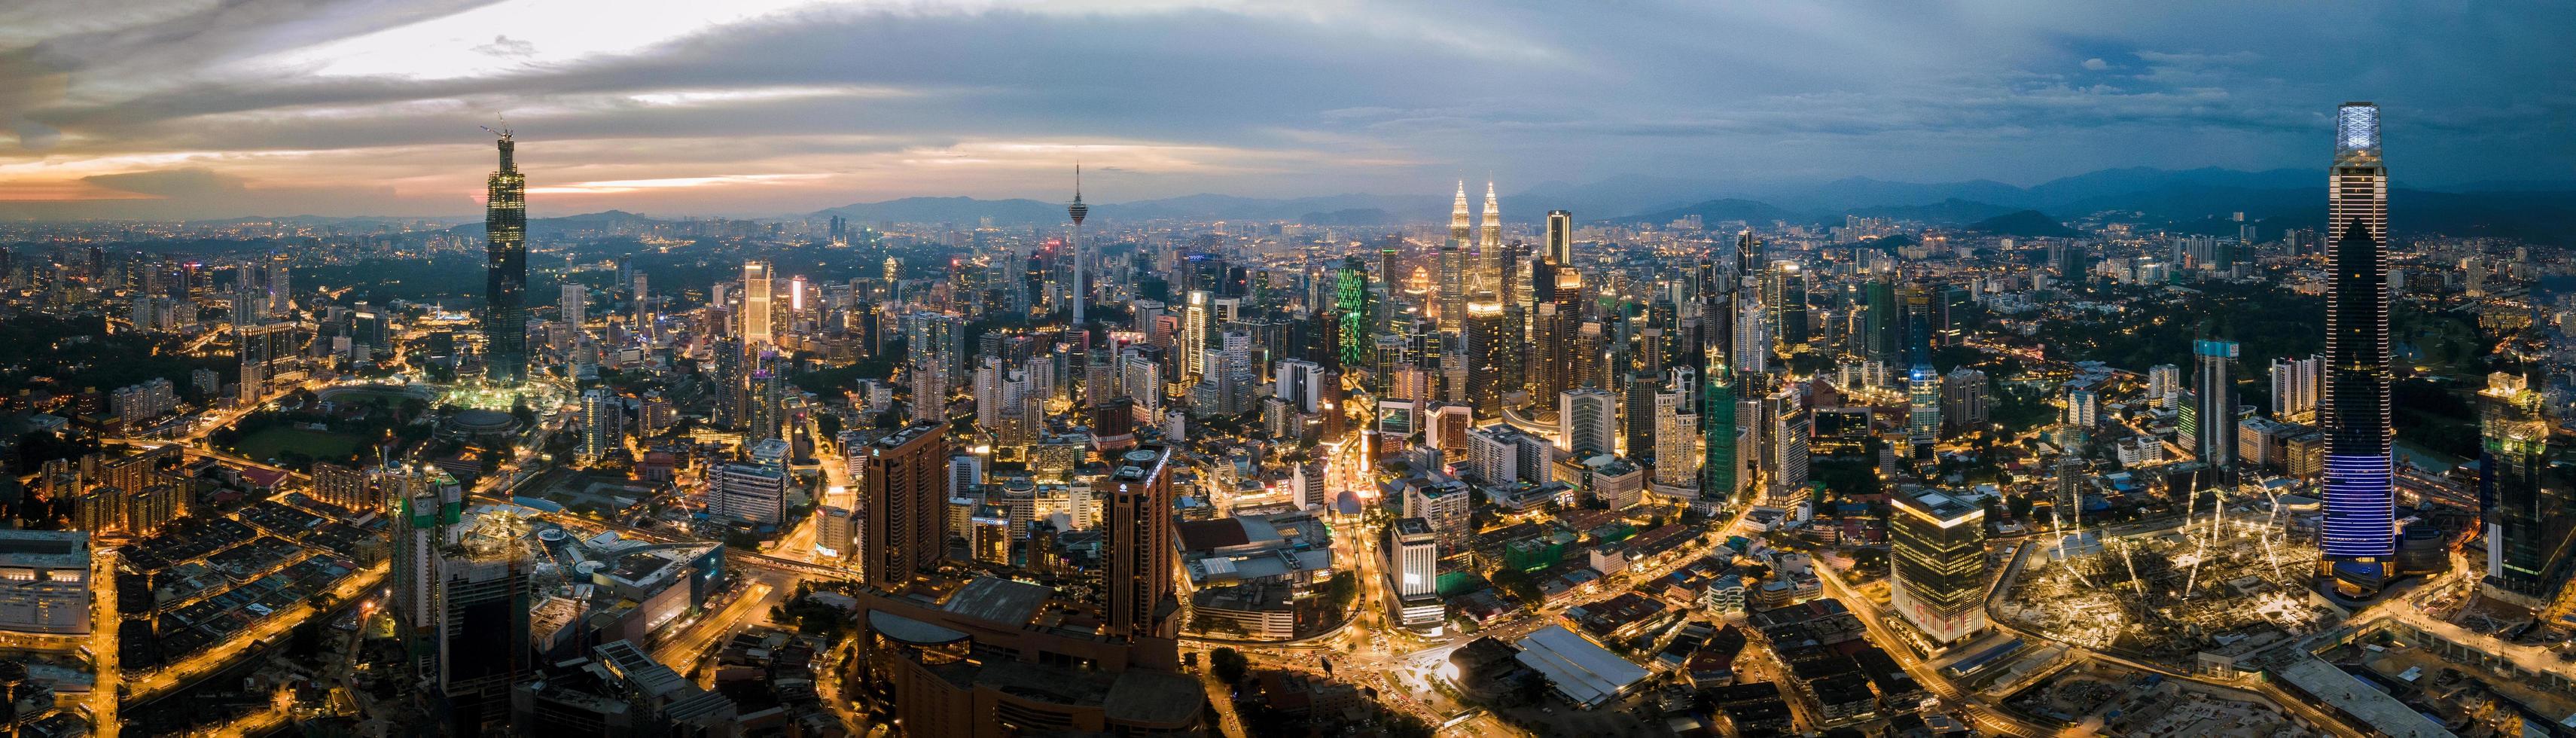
[2480,372,2573,602]
[483,132,528,383]
[2321,102,2395,563]
[1890,489,1987,644]
[862,422,949,587]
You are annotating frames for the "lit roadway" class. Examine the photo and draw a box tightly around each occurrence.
[124,560,390,701]
[1190,493,1765,737]
[1812,557,2056,737]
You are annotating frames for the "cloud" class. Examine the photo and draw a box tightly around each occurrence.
[0,0,2568,218]
[470,35,536,59]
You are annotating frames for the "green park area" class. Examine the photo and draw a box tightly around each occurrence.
[234,428,363,465]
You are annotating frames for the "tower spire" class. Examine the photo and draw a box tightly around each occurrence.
[1069,162,1088,325]
[1449,180,1471,244]
[1480,180,1502,252]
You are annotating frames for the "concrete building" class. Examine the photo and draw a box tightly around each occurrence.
[1390,518,1443,633]
[0,532,91,635]
[707,462,788,526]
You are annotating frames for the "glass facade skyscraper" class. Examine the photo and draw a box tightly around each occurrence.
[2321,102,2395,562]
[482,133,527,383]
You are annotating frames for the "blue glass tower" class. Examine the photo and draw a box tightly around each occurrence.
[2321,102,2394,562]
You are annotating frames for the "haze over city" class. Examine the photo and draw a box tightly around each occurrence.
[4,1,2571,219]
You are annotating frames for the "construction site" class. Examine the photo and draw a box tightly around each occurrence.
[1994,490,2332,670]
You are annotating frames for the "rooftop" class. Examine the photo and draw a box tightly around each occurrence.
[1514,624,1651,709]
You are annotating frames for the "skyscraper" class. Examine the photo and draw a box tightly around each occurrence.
[1108,445,1177,639]
[578,390,621,466]
[1559,388,1617,457]
[1545,209,1574,266]
[2270,354,2322,422]
[1890,489,1989,644]
[1702,365,1742,504]
[1907,361,1939,461]
[2322,102,2395,563]
[742,261,774,347]
[483,130,528,383]
[1766,261,1808,348]
[558,283,584,325]
[1463,300,1509,418]
[1335,255,1373,368]
[2480,372,2571,602]
[861,422,948,587]
[2193,340,2239,486]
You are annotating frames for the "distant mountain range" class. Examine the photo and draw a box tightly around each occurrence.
[416,166,2576,245]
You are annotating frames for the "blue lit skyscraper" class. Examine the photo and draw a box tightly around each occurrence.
[2321,102,2394,563]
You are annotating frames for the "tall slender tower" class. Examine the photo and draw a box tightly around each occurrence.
[2194,339,2239,487]
[1448,180,1472,245]
[1545,210,1574,266]
[1478,181,1504,295]
[1069,164,1089,326]
[483,129,528,383]
[1108,445,1177,639]
[2321,102,2395,564]
[741,261,773,347]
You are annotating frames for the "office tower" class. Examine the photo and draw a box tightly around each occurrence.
[1463,301,1510,418]
[1181,291,1209,378]
[2480,372,2573,601]
[1890,489,1989,645]
[2147,364,2181,410]
[483,131,528,383]
[1435,245,1466,334]
[1907,362,1939,460]
[1765,261,1808,347]
[1621,373,1661,462]
[861,422,949,587]
[1392,517,1438,600]
[559,283,584,325]
[2194,340,2239,485]
[748,360,784,442]
[1477,181,1504,294]
[1863,272,1896,363]
[1703,367,1742,503]
[1529,303,1565,403]
[1275,358,1327,414]
[1733,295,1770,374]
[1559,388,1617,457]
[2322,102,2395,563]
[438,517,534,736]
[578,390,621,466]
[2271,354,2322,422]
[631,273,651,338]
[1940,367,1988,431]
[742,261,774,347]
[2065,389,2099,428]
[1766,389,1809,502]
[709,462,788,524]
[1069,164,1089,325]
[1545,210,1574,265]
[711,338,745,427]
[1334,255,1373,368]
[1107,445,1177,639]
[1654,378,1699,487]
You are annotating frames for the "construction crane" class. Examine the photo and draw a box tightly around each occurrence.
[480,117,513,140]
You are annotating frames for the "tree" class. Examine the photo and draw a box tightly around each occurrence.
[1209,647,1249,686]
[1323,574,1360,612]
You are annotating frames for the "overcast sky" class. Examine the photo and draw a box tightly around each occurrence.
[1,0,2568,219]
